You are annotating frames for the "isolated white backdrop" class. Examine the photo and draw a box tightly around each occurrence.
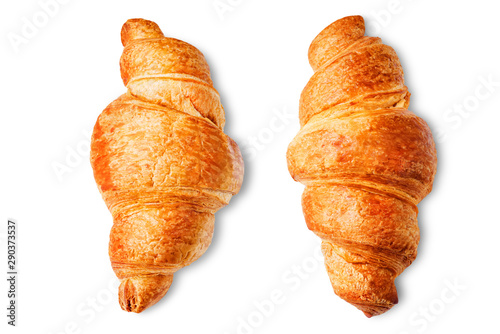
[1,0,499,333]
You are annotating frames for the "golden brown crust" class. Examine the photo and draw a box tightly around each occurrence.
[300,35,409,126]
[288,108,436,205]
[118,274,173,313]
[90,19,243,313]
[119,19,223,128]
[286,15,437,317]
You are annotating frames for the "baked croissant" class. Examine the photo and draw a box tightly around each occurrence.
[90,18,244,313]
[286,16,437,317]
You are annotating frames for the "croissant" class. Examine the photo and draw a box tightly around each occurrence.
[90,19,244,313]
[286,16,437,317]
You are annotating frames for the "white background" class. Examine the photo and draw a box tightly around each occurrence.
[1,0,499,333]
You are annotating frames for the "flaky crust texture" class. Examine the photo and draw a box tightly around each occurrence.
[286,15,437,317]
[90,19,243,313]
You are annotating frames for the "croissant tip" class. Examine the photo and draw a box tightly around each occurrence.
[308,15,366,71]
[315,14,365,39]
[345,15,364,22]
[118,274,174,313]
[119,278,139,313]
[363,311,373,318]
[121,18,164,47]
[351,295,398,318]
[353,303,393,318]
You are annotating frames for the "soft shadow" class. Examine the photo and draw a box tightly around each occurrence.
[394,140,443,308]
[388,28,444,305]
[196,47,254,250]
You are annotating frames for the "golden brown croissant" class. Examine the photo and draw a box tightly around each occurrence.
[286,15,437,317]
[90,18,243,313]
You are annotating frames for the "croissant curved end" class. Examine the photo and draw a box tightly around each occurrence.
[308,15,365,71]
[121,18,165,47]
[350,287,399,318]
[118,274,174,313]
